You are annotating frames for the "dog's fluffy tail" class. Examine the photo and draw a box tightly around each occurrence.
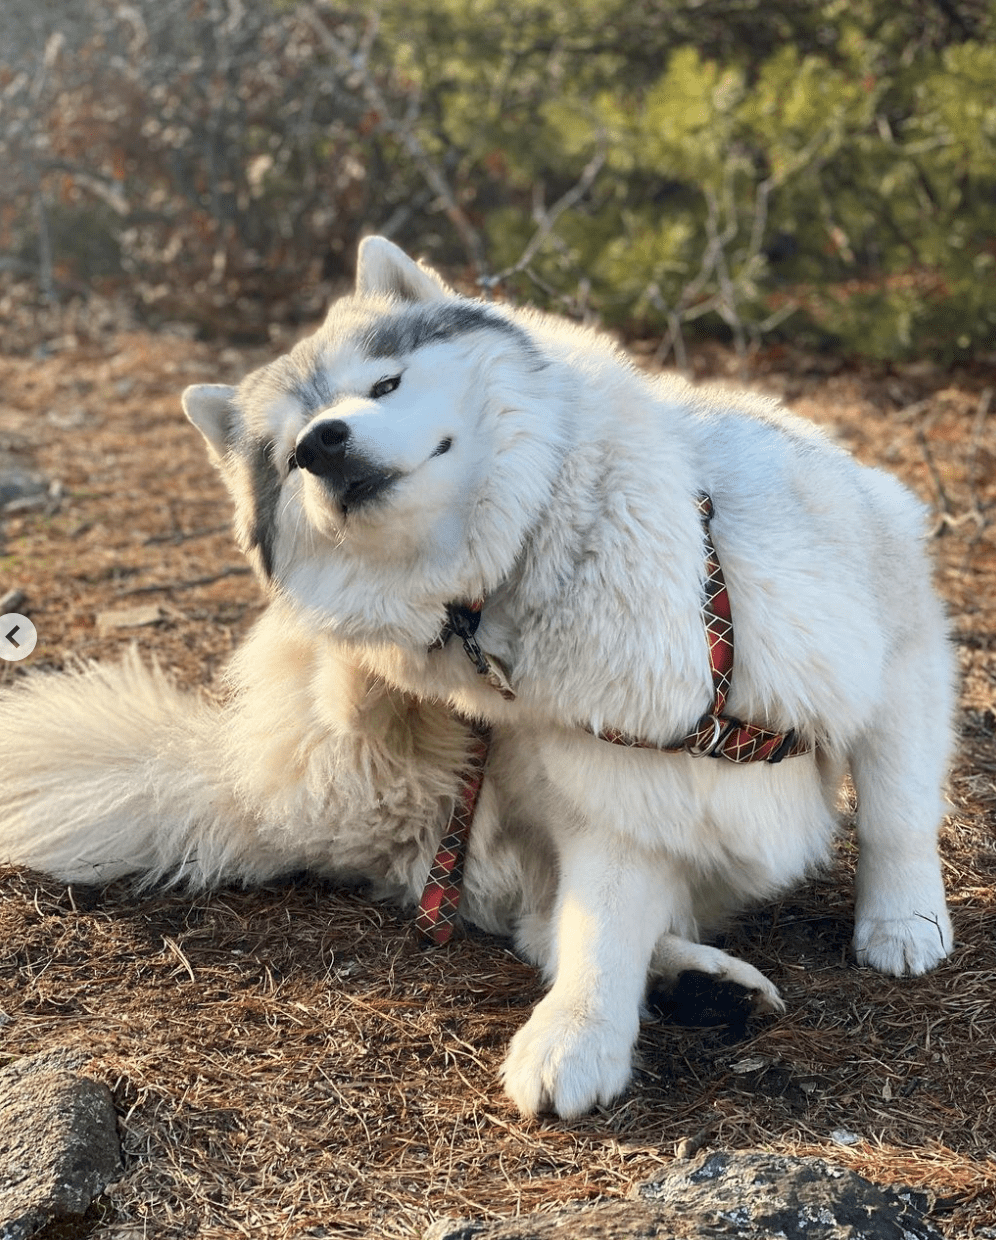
[0,614,541,936]
[0,651,284,889]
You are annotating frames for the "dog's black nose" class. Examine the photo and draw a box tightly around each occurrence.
[294,419,396,511]
[319,420,351,449]
[295,420,351,476]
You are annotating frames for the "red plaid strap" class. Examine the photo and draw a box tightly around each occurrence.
[697,492,733,715]
[595,493,809,764]
[599,716,808,763]
[415,719,492,945]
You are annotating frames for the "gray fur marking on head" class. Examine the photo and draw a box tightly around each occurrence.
[361,303,527,360]
[293,368,336,414]
[245,436,282,580]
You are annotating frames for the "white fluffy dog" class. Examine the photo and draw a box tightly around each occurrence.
[0,238,954,1118]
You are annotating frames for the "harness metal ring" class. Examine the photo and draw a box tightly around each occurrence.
[687,713,723,757]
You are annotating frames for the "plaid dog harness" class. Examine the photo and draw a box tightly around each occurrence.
[415,492,809,944]
[592,493,809,764]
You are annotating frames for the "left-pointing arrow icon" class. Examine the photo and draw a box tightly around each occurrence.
[0,613,37,661]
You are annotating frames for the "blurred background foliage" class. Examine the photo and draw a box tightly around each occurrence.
[1,0,994,361]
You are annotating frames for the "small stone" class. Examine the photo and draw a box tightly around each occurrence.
[97,605,167,634]
[0,464,48,511]
[729,1055,770,1074]
[632,1151,943,1239]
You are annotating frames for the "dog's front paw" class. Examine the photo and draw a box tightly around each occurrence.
[853,907,953,976]
[501,994,636,1119]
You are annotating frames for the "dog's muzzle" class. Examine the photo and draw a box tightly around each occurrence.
[295,419,397,511]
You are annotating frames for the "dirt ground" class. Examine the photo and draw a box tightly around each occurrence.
[0,321,994,1239]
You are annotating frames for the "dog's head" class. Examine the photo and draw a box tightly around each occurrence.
[182,239,565,644]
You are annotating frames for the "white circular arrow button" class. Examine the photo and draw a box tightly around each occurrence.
[0,613,38,661]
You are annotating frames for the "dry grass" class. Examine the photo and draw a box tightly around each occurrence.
[0,331,994,1238]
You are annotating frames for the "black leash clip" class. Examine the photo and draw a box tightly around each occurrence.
[444,602,489,675]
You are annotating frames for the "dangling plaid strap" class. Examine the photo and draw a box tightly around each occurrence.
[595,493,809,764]
[697,492,734,716]
[415,719,492,945]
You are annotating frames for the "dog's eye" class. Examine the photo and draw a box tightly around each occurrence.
[430,437,452,458]
[370,374,401,399]
[286,450,298,472]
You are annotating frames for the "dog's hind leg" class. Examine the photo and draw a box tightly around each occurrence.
[648,936,785,1014]
[500,828,689,1119]
[849,622,955,976]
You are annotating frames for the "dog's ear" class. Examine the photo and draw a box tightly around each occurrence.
[355,236,454,302]
[182,384,238,461]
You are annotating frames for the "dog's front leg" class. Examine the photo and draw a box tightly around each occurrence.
[848,626,955,977]
[501,824,680,1119]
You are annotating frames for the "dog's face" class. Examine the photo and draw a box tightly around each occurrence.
[181,239,564,638]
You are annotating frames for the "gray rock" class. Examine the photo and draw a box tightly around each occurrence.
[424,1150,942,1240]
[0,590,25,614]
[0,1048,121,1240]
[0,463,48,511]
[633,1150,942,1238]
[424,1205,676,1240]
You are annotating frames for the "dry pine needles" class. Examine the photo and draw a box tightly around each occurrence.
[0,333,994,1238]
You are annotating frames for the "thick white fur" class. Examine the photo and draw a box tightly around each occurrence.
[0,238,955,1119]
[0,608,551,937]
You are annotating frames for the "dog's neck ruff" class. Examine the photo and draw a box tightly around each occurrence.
[416,492,809,945]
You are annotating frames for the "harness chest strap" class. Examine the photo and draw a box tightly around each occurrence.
[416,492,809,944]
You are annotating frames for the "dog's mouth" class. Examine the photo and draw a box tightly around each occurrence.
[309,463,401,519]
[336,469,400,515]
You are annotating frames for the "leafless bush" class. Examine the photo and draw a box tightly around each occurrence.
[0,1,442,339]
